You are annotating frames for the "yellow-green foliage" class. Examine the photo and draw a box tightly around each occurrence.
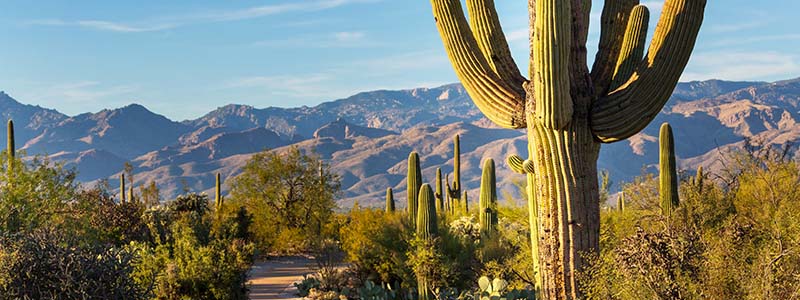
[339,207,413,284]
[583,147,800,299]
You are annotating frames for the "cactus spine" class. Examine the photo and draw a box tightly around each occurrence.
[430,0,705,297]
[407,152,422,221]
[435,168,444,212]
[6,120,14,171]
[386,187,395,213]
[416,183,437,300]
[120,174,126,203]
[215,172,223,210]
[446,135,462,210]
[479,159,498,238]
[660,123,679,216]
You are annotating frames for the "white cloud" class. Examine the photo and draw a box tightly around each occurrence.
[14,81,140,114]
[224,74,336,98]
[682,51,800,81]
[26,0,380,33]
[253,31,380,48]
[333,31,365,42]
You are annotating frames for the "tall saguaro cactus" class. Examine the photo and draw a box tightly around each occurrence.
[386,187,395,213]
[416,183,438,300]
[430,0,705,298]
[446,135,462,209]
[6,120,14,171]
[479,159,498,238]
[407,152,423,221]
[659,123,679,216]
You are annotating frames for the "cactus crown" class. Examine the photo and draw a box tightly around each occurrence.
[659,122,679,216]
[431,0,706,138]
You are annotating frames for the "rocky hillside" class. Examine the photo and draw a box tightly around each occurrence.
[2,77,799,207]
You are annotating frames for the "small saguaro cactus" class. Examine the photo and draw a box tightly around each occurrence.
[479,159,498,238]
[386,187,395,213]
[120,174,126,203]
[407,152,423,221]
[6,120,14,171]
[463,191,469,213]
[416,183,438,300]
[618,192,626,212]
[446,135,462,209]
[430,0,706,296]
[435,168,444,212]
[128,185,135,204]
[660,123,679,216]
[215,172,223,210]
[694,165,704,194]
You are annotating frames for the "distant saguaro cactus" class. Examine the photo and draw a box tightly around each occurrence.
[435,168,444,212]
[6,120,14,172]
[479,159,498,238]
[660,123,679,216]
[120,174,126,204]
[430,0,706,297]
[215,172,223,210]
[386,187,395,213]
[407,152,422,222]
[446,135,462,209]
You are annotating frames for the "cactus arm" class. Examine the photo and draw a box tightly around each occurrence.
[609,5,650,91]
[507,154,536,175]
[431,0,527,129]
[531,0,573,129]
[465,0,527,94]
[591,0,706,143]
[590,0,639,97]
[659,123,679,216]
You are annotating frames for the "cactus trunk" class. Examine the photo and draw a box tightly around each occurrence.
[479,159,498,238]
[386,188,395,213]
[659,123,679,216]
[407,152,422,223]
[431,0,705,297]
[416,184,437,300]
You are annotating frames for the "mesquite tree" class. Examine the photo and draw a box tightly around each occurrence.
[429,0,706,298]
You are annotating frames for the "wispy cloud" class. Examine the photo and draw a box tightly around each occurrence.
[13,81,140,115]
[682,51,800,81]
[224,74,336,99]
[253,31,380,48]
[26,0,379,33]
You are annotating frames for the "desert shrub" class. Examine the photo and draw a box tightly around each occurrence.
[340,208,413,285]
[0,228,147,299]
[230,147,339,254]
[130,193,255,299]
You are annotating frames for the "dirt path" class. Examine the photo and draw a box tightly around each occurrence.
[248,256,316,300]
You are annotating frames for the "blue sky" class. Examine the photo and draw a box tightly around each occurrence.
[1,0,798,120]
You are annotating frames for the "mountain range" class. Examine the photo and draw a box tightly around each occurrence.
[1,77,799,207]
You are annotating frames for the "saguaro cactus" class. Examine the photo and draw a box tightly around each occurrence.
[479,159,498,238]
[435,168,444,212]
[446,135,462,209]
[659,123,679,216]
[416,183,438,300]
[430,0,705,297]
[694,165,704,194]
[120,174,126,203]
[618,192,626,212]
[6,120,14,171]
[407,152,423,220]
[386,187,395,213]
[215,172,223,210]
